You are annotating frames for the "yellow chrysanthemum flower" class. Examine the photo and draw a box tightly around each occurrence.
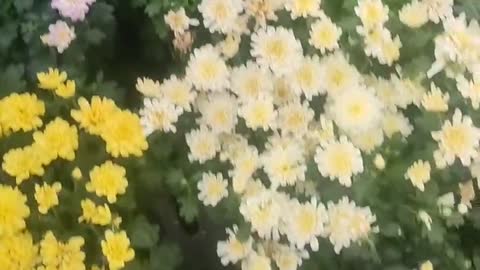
[33,117,79,162]
[56,80,76,98]
[86,161,128,203]
[37,68,67,90]
[100,110,148,158]
[101,230,135,270]
[0,185,30,235]
[79,199,112,226]
[0,232,38,270]
[2,145,45,184]
[0,92,45,133]
[35,182,62,214]
[39,231,85,270]
[71,96,121,135]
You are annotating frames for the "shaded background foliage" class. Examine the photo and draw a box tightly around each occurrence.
[3,0,480,269]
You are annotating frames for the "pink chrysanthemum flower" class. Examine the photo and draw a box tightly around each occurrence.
[40,20,76,53]
[51,0,96,22]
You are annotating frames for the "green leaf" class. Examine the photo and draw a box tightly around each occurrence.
[131,0,148,7]
[145,1,163,17]
[178,195,199,223]
[0,64,26,95]
[0,23,17,52]
[152,16,168,39]
[13,0,33,12]
[128,215,160,249]
[85,28,106,45]
[149,243,182,270]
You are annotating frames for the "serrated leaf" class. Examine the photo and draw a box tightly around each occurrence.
[85,28,106,45]
[0,64,26,95]
[178,195,199,223]
[128,215,160,249]
[149,243,182,270]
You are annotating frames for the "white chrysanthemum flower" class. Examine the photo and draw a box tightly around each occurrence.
[285,0,322,19]
[219,133,250,162]
[350,127,384,154]
[272,77,296,105]
[320,52,362,96]
[218,34,242,59]
[40,20,76,53]
[315,136,364,187]
[239,189,286,239]
[164,7,199,34]
[251,26,303,75]
[284,198,327,251]
[198,93,238,133]
[136,77,162,97]
[326,87,383,134]
[326,197,377,254]
[272,244,305,270]
[277,101,314,135]
[382,111,413,138]
[186,45,229,91]
[354,0,389,29]
[457,75,480,109]
[262,142,306,188]
[470,158,480,181]
[309,16,342,53]
[198,0,243,33]
[373,154,386,170]
[159,75,196,112]
[420,260,434,270]
[399,0,429,28]
[186,126,221,163]
[391,76,426,108]
[245,0,284,28]
[238,94,277,131]
[242,252,272,270]
[422,83,449,112]
[405,160,431,191]
[432,109,480,168]
[423,0,453,24]
[357,26,401,66]
[229,146,260,193]
[198,171,228,206]
[428,14,480,78]
[459,180,475,209]
[303,117,335,155]
[288,56,324,100]
[418,210,432,231]
[230,61,274,100]
[371,76,407,110]
[140,98,183,135]
[217,226,253,266]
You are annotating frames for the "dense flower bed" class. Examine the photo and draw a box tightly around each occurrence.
[2,0,480,270]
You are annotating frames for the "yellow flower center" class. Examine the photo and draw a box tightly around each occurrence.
[266,39,287,60]
[443,126,469,154]
[298,208,316,235]
[330,151,352,174]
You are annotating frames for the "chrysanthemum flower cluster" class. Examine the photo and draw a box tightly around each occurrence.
[41,0,97,53]
[0,68,147,270]
[137,0,480,268]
